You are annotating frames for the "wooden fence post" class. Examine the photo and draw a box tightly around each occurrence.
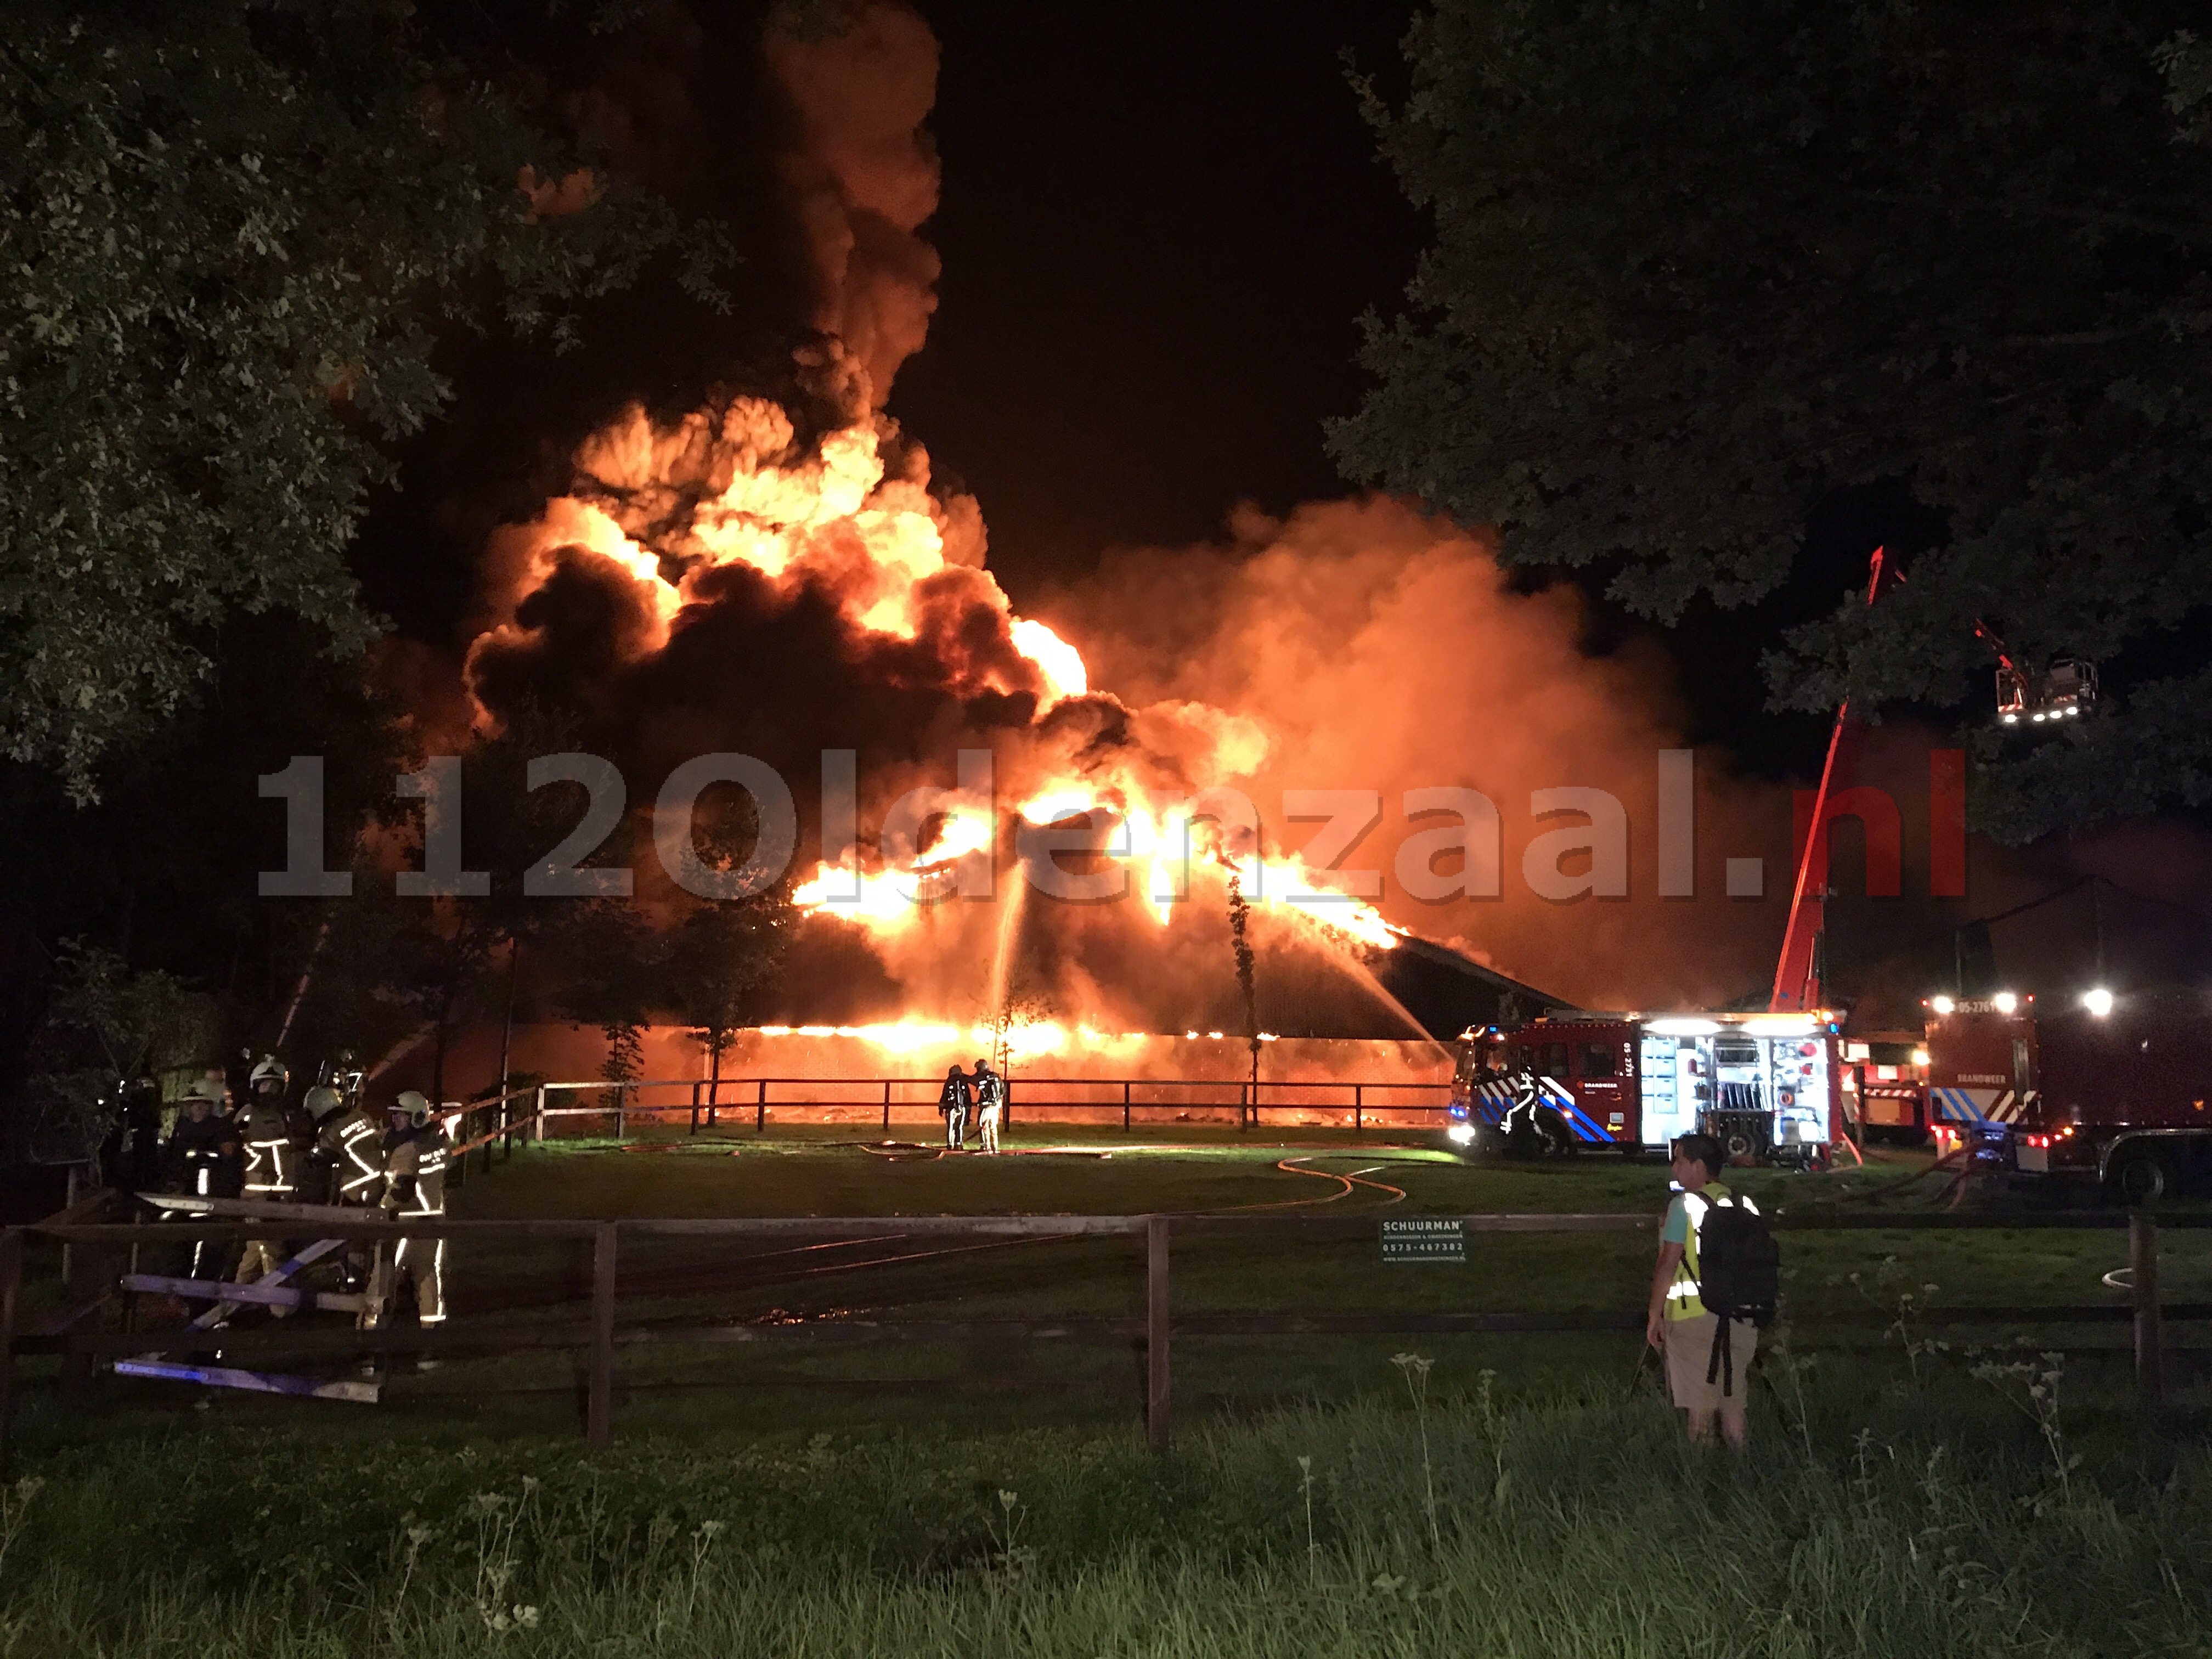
[1146,1215,1170,1453]
[2131,1211,2163,1417]
[1354,1085,1364,1133]
[588,1222,618,1449]
[690,1082,702,1137]
[533,1085,547,1144]
[757,1080,768,1133]
[59,1207,109,1393]
[0,1228,22,1474]
[1124,1081,1132,1133]
[882,1078,891,1132]
[59,1165,79,1287]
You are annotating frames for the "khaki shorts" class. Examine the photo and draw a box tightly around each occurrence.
[1663,1312,1757,1412]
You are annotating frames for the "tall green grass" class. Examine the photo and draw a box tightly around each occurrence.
[4,1352,2207,1657]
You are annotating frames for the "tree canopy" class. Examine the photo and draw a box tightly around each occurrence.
[0,0,698,796]
[1330,1,2212,841]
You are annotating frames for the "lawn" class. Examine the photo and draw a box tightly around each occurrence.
[9,1130,2205,1449]
[5,1132,2209,1656]
[4,1347,2209,1658]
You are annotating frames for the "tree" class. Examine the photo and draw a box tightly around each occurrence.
[1226,871,1260,1097]
[21,941,218,1160]
[659,777,795,1107]
[980,965,1056,1080]
[0,1,717,796]
[1330,1,2212,841]
[549,898,667,1129]
[667,901,789,1115]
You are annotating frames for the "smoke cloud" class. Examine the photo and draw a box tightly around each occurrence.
[765,1,943,412]
[430,1,1816,1032]
[1043,500,1793,1008]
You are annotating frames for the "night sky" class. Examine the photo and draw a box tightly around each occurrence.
[891,2,1423,591]
[362,0,1959,789]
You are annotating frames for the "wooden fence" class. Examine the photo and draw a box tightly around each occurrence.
[2,1202,2205,1470]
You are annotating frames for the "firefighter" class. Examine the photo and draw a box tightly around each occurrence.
[323,1086,389,1207]
[936,1064,974,1151]
[239,1057,297,1198]
[971,1057,1006,1155]
[298,1084,343,1205]
[312,1084,383,1288]
[232,1057,302,1313]
[325,1047,365,1110]
[366,1092,449,1332]
[103,1074,164,1193]
[163,1081,240,1278]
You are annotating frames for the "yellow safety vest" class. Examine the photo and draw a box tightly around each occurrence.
[1664,1182,1758,1321]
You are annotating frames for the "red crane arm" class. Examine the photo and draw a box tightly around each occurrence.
[1769,549,1897,1013]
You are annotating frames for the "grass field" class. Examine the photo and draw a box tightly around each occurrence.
[4,1343,2209,1656]
[13,1129,2210,1443]
[5,1132,2209,1655]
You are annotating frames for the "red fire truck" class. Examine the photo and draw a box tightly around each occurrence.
[1928,985,2212,1204]
[1446,1011,1843,1163]
[1917,995,2040,1165]
[1840,1030,1929,1142]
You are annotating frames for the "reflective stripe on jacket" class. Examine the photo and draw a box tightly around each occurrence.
[236,1102,296,1195]
[323,1109,386,1201]
[1665,1182,1759,1321]
[381,1131,449,1217]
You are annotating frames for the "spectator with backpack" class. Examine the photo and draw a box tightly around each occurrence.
[1644,1132,1779,1447]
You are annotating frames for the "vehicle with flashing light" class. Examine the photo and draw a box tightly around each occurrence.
[1443,1011,1842,1164]
[1916,991,2041,1167]
[1923,984,2212,1203]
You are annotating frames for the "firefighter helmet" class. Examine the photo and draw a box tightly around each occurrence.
[250,1054,289,1092]
[304,1085,344,1120]
[395,1089,432,1126]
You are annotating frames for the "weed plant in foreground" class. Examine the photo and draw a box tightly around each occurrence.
[3,1357,2209,1657]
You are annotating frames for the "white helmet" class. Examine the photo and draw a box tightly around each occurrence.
[250,1054,288,1091]
[394,1089,432,1126]
[304,1085,344,1120]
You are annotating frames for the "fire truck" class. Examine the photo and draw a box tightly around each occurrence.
[1840,1030,1929,1142]
[1444,1011,1842,1163]
[1926,985,2212,1204]
[1916,995,2039,1165]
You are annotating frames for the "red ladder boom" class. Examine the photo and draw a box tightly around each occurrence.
[1769,548,1897,1013]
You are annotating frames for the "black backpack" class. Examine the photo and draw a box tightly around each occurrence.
[1697,1199,1780,1397]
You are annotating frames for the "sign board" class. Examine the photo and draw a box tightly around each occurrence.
[1380,1218,1465,1263]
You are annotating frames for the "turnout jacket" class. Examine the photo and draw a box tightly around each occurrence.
[319,1104,388,1205]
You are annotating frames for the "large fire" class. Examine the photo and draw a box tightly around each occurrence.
[447,3,1513,1053]
[471,383,1406,969]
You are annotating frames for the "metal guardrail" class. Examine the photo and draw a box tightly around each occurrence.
[1,1202,2202,1466]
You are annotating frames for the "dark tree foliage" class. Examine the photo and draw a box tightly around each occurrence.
[1330,1,2212,841]
[661,782,795,1092]
[0,0,709,796]
[666,899,788,1101]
